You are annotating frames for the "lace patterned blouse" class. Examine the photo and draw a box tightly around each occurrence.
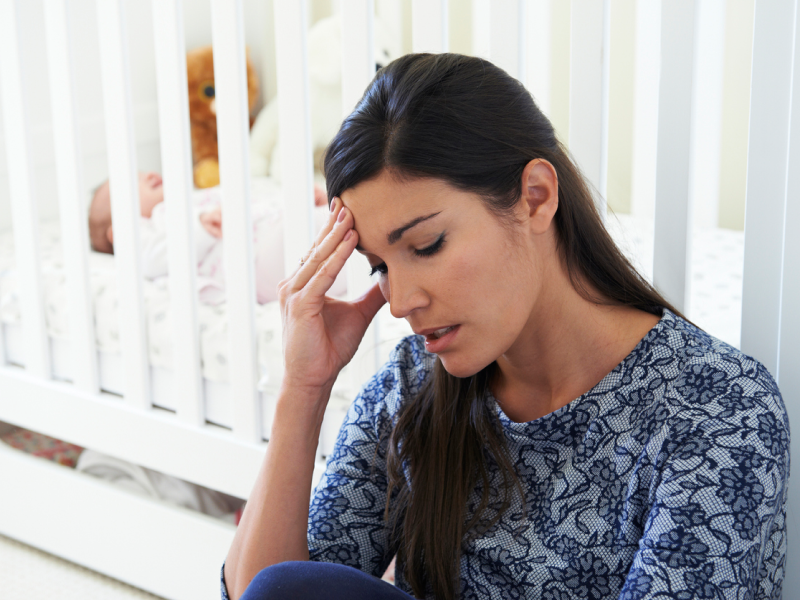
[221,309,789,599]
[302,309,789,599]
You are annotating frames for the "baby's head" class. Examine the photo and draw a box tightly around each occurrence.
[88,172,164,254]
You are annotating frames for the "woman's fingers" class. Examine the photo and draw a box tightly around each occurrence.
[303,226,359,298]
[290,200,352,292]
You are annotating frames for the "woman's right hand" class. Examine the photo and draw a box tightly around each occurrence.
[277,198,386,399]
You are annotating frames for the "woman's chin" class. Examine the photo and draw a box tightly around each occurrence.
[438,355,488,379]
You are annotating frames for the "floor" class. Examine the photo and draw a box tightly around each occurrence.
[0,533,163,599]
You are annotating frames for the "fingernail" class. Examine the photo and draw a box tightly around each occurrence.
[337,206,347,223]
[344,229,354,241]
[330,197,337,213]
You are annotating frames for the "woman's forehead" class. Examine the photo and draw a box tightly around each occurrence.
[341,173,463,217]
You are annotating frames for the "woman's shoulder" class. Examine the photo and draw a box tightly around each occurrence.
[656,309,786,427]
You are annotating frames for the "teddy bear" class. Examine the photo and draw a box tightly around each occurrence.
[187,45,260,188]
[248,15,400,184]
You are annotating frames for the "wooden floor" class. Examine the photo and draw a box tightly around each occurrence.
[0,533,163,599]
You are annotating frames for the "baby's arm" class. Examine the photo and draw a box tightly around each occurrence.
[199,206,222,238]
[139,205,169,279]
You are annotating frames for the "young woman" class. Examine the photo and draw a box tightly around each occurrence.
[222,54,789,600]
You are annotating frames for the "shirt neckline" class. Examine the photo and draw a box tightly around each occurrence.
[490,308,675,435]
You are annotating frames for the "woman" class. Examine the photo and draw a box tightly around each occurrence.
[222,54,789,600]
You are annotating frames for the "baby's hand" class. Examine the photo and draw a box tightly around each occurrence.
[199,206,222,238]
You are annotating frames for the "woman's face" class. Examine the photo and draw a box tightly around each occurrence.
[341,170,548,378]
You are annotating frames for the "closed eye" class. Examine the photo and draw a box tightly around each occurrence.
[368,233,446,277]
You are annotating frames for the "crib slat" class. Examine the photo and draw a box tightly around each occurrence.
[411,0,448,54]
[782,21,800,386]
[43,0,99,394]
[211,0,260,442]
[274,1,314,279]
[341,1,381,387]
[740,0,795,377]
[630,0,661,224]
[652,0,696,314]
[490,0,526,83]
[525,0,552,115]
[569,0,610,210]
[152,0,204,426]
[779,6,800,589]
[0,0,51,380]
[472,0,491,59]
[341,1,375,115]
[95,0,151,410]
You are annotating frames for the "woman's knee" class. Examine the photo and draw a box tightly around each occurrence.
[239,561,411,600]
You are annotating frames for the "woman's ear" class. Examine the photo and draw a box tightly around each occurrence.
[106,224,114,245]
[520,159,558,234]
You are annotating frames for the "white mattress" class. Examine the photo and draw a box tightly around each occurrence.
[0,216,744,444]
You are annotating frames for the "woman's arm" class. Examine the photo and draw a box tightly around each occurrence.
[222,384,329,599]
[222,198,386,599]
[617,385,789,599]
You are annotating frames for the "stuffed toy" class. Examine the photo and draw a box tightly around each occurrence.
[187,45,260,188]
[248,15,400,183]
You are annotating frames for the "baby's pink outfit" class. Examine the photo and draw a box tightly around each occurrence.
[138,178,344,304]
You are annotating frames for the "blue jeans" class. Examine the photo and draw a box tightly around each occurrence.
[240,561,415,600]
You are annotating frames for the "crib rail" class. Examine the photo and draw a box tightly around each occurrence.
[211,0,261,443]
[0,1,798,598]
[151,0,204,426]
[96,0,152,410]
[653,0,695,315]
[44,0,100,395]
[569,0,609,210]
[0,0,50,380]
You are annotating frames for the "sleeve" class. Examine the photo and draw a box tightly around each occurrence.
[139,205,168,279]
[306,368,399,579]
[193,208,219,265]
[620,362,790,600]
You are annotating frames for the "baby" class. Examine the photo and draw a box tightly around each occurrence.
[88,172,343,304]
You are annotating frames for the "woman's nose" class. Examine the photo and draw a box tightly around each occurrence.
[387,271,428,319]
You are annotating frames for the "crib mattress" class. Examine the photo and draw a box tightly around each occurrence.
[0,215,744,423]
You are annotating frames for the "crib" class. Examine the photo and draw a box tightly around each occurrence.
[0,0,797,598]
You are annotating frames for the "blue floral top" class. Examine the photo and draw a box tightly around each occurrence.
[303,309,789,599]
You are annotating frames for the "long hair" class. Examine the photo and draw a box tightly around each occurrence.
[324,53,681,600]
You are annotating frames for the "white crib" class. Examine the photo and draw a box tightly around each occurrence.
[0,1,798,599]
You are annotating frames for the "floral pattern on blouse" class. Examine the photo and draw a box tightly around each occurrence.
[304,309,789,599]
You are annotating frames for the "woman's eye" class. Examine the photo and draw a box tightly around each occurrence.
[369,263,387,277]
[414,233,446,257]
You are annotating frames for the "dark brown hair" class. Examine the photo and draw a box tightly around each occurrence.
[324,53,681,600]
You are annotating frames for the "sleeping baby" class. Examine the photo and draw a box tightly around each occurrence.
[87,172,344,304]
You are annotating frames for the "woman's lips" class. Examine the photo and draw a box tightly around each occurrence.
[422,324,460,353]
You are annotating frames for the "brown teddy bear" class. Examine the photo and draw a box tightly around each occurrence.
[186,45,259,188]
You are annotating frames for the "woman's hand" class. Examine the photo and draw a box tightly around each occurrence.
[278,198,386,396]
[199,206,222,238]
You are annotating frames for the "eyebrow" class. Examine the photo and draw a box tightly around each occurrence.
[356,211,441,252]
